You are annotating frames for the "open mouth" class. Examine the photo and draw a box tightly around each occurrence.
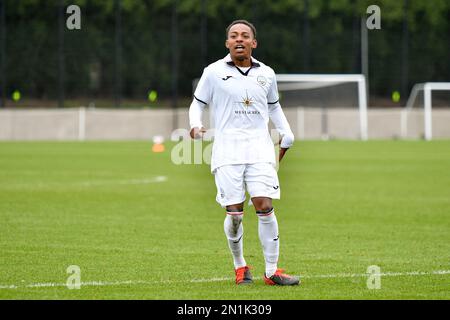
[235,45,245,50]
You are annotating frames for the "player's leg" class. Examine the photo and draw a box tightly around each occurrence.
[251,196,280,278]
[214,165,252,284]
[224,202,246,269]
[225,202,252,284]
[246,163,299,286]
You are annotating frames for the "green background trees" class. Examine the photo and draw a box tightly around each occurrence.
[1,0,449,107]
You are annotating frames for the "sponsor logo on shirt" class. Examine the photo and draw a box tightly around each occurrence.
[234,110,260,115]
[240,91,253,107]
[233,90,261,115]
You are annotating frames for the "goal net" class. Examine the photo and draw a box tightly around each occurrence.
[401,82,450,140]
[276,74,368,140]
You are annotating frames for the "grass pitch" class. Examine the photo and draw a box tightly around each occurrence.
[0,140,449,299]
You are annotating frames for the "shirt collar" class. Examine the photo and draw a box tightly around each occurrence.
[224,53,261,67]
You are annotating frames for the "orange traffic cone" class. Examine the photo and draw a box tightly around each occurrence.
[152,143,165,153]
[152,135,165,153]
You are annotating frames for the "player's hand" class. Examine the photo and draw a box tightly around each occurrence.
[279,147,288,162]
[190,127,206,140]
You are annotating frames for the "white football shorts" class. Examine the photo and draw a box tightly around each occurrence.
[213,162,280,207]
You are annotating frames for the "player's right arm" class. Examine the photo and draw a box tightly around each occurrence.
[189,99,206,139]
[188,67,212,140]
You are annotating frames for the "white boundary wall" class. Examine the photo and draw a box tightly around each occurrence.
[1,107,450,141]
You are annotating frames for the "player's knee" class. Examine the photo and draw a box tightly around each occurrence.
[252,198,273,213]
[256,207,274,217]
[226,204,244,212]
[256,205,275,224]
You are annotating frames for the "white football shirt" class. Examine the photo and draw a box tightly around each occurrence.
[190,54,293,172]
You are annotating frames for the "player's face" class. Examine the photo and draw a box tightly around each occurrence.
[225,24,257,62]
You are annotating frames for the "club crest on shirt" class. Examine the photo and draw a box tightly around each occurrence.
[257,75,267,86]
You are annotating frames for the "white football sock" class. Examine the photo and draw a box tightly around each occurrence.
[257,209,279,277]
[224,213,247,269]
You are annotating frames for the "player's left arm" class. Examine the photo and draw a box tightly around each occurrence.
[267,70,294,162]
[269,102,294,162]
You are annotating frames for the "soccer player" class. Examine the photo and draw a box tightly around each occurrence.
[189,20,299,286]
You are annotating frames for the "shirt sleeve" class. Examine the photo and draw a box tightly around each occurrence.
[269,102,295,148]
[189,67,213,129]
[267,70,294,148]
[189,99,206,129]
[193,67,213,105]
[267,71,292,148]
[267,71,280,105]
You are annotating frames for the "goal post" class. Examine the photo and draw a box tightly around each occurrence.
[401,82,450,140]
[275,74,368,140]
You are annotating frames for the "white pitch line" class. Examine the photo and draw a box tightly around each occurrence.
[0,270,449,290]
[77,176,168,187]
[189,277,232,283]
[303,270,450,279]
[0,176,168,190]
[0,176,168,189]
[0,280,153,290]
